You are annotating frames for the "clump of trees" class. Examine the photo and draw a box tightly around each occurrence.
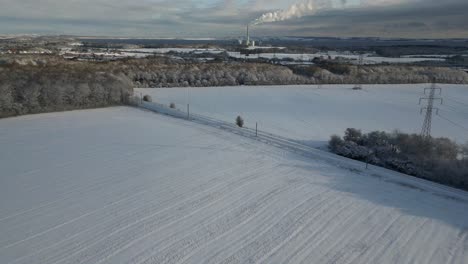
[0,61,133,118]
[329,128,468,190]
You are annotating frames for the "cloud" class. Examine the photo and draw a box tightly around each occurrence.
[251,0,468,38]
[0,0,467,38]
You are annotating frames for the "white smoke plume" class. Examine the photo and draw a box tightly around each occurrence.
[251,0,329,25]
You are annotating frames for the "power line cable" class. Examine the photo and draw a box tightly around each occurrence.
[441,106,468,120]
[446,97,468,108]
[438,113,468,133]
[444,103,468,113]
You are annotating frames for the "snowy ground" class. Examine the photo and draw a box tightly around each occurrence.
[1,107,467,264]
[226,52,445,64]
[59,47,447,64]
[137,84,468,147]
[120,48,445,64]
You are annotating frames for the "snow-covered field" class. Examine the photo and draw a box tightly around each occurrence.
[60,46,447,64]
[226,52,445,64]
[137,84,468,146]
[1,107,467,264]
[119,48,445,64]
[124,48,225,54]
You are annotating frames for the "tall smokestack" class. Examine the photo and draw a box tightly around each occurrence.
[246,24,250,46]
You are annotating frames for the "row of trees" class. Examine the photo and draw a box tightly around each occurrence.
[329,129,468,190]
[125,59,306,87]
[1,54,467,118]
[289,64,468,84]
[125,58,468,87]
[0,61,133,118]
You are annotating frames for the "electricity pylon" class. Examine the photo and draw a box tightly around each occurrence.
[419,79,443,138]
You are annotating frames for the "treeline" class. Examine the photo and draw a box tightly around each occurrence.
[125,60,307,87]
[373,46,468,57]
[0,61,133,118]
[1,54,468,118]
[288,63,468,84]
[329,129,468,191]
[130,61,468,87]
[3,55,468,90]
[121,57,468,87]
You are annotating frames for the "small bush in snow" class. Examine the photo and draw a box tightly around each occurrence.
[236,116,244,128]
[170,102,176,109]
[143,95,152,102]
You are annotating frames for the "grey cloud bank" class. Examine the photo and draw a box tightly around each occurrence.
[0,0,467,38]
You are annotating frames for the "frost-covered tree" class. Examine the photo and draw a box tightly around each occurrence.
[0,61,132,118]
[329,129,468,190]
[344,128,363,144]
[328,135,344,152]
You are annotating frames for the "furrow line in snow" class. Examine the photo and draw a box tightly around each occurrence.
[359,215,418,264]
[268,203,374,264]
[446,228,468,264]
[12,159,271,264]
[202,189,339,264]
[131,171,305,264]
[1,136,242,232]
[177,187,333,264]
[310,204,383,264]
[219,193,354,264]
[1,189,148,251]
[53,163,277,264]
[0,177,149,248]
[0,146,157,224]
[271,200,382,263]
[5,155,252,263]
[3,127,214,214]
[101,165,295,264]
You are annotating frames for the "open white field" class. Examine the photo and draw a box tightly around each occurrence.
[118,48,446,64]
[1,107,467,264]
[137,84,468,147]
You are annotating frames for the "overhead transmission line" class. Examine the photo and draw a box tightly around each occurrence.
[446,96,468,108]
[438,113,468,133]
[442,104,468,116]
[441,106,468,120]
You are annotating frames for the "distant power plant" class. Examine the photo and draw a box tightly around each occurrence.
[239,24,255,48]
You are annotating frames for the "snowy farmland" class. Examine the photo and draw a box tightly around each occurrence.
[137,84,468,146]
[118,48,446,64]
[1,107,468,264]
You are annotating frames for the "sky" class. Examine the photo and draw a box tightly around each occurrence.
[0,0,467,38]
